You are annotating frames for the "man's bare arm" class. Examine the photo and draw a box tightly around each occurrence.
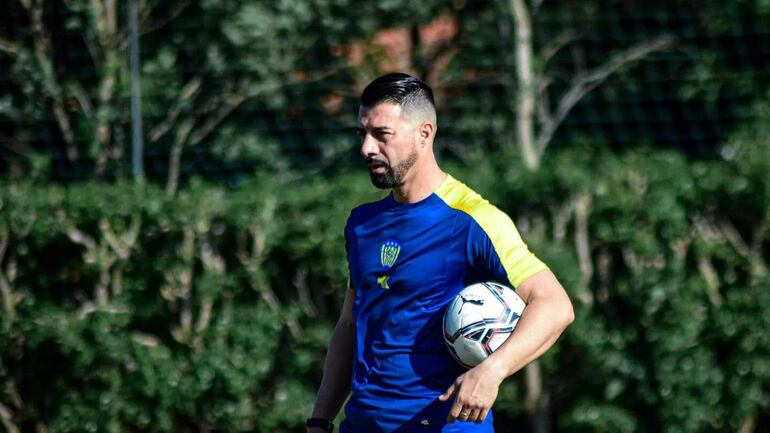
[307,288,356,431]
[484,269,574,377]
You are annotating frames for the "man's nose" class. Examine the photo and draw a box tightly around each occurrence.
[360,134,379,158]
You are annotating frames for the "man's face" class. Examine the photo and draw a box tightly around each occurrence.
[357,103,419,189]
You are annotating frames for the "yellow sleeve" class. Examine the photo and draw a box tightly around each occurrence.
[436,174,548,288]
[467,205,548,288]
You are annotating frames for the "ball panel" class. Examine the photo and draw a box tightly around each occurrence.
[485,329,512,353]
[453,336,487,368]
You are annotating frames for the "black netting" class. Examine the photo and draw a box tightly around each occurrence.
[1,1,768,182]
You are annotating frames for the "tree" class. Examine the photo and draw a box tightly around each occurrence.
[505,0,674,171]
[0,0,420,184]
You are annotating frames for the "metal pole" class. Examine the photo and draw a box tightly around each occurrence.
[129,0,144,179]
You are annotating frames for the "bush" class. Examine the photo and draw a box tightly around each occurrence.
[1,143,768,432]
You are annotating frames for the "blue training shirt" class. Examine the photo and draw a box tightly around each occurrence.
[340,174,548,433]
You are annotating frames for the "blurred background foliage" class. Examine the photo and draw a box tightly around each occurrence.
[1,0,769,432]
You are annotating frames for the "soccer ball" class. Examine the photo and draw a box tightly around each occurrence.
[443,281,526,368]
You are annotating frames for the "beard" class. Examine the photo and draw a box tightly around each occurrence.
[366,150,418,189]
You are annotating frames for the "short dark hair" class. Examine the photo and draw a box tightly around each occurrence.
[360,73,435,113]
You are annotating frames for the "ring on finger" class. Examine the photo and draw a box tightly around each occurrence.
[467,408,481,423]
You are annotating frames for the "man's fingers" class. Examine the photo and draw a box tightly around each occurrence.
[476,408,490,423]
[456,407,473,423]
[446,400,464,424]
[465,407,481,423]
[438,381,457,401]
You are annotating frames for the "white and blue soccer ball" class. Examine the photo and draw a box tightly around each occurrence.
[443,281,526,368]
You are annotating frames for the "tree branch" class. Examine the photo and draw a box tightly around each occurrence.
[57,210,119,304]
[0,227,16,321]
[0,402,20,433]
[139,1,191,36]
[161,68,345,193]
[538,30,578,67]
[749,217,770,279]
[535,35,674,157]
[21,0,79,161]
[96,243,115,304]
[98,214,141,260]
[89,0,106,37]
[738,417,756,433]
[720,217,768,280]
[549,196,572,242]
[165,117,194,195]
[535,75,552,140]
[167,228,195,344]
[574,193,594,305]
[697,256,723,307]
[195,234,224,343]
[0,38,19,56]
[236,224,301,337]
[0,227,8,265]
[67,82,94,116]
[105,0,117,40]
[719,217,750,256]
[596,247,611,304]
[92,0,122,175]
[293,265,318,317]
[188,79,249,146]
[184,73,314,147]
[149,76,203,143]
[58,211,97,251]
[530,0,546,15]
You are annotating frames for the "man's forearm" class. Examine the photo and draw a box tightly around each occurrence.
[438,271,573,425]
[484,295,572,379]
[483,271,574,380]
[311,318,355,420]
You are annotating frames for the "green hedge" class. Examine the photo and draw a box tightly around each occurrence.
[1,143,769,432]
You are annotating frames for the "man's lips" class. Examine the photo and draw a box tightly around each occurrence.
[367,160,388,172]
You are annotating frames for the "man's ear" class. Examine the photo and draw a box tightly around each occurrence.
[418,121,434,145]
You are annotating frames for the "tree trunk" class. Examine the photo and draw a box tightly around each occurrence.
[525,361,549,433]
[510,0,539,171]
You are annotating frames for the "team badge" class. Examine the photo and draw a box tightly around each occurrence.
[380,240,401,269]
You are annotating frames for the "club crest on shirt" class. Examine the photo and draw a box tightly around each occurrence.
[380,240,401,269]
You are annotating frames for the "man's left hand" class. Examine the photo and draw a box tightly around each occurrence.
[438,362,505,424]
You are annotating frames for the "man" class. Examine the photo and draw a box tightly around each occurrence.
[306,73,574,433]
